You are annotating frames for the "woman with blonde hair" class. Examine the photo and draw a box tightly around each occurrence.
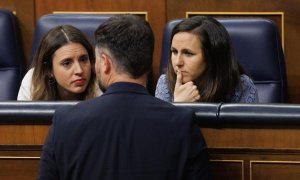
[18,25,102,100]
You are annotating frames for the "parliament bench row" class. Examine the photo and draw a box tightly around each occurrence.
[0,9,287,103]
[1,101,300,127]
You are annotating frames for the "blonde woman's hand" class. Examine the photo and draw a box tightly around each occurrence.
[173,71,200,102]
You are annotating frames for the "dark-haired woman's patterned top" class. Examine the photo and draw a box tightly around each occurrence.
[155,74,259,103]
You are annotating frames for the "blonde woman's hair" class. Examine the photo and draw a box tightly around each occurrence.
[31,25,97,100]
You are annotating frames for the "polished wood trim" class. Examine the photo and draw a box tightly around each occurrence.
[53,11,148,21]
[0,145,43,151]
[251,160,300,163]
[0,156,40,159]
[208,147,300,154]
[211,159,243,163]
[186,11,284,16]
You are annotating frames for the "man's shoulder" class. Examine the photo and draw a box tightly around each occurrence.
[151,98,195,120]
[53,104,78,124]
[53,98,100,122]
[54,104,76,116]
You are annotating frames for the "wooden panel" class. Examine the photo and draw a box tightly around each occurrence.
[167,0,300,103]
[0,145,41,180]
[1,145,300,180]
[2,124,300,148]
[0,145,41,179]
[211,160,243,180]
[34,0,166,87]
[0,158,39,180]
[251,161,300,180]
[209,148,300,179]
[0,125,49,145]
[201,128,300,149]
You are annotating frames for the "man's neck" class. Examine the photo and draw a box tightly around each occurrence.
[107,73,147,88]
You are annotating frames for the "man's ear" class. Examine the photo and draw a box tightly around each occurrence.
[101,53,111,74]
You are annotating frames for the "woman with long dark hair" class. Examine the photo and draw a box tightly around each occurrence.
[156,16,258,103]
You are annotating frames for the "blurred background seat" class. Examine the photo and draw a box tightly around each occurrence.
[159,18,287,103]
[0,9,24,100]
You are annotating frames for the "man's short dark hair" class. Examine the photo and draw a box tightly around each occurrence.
[95,14,154,78]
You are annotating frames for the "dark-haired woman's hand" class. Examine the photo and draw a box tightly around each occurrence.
[174,71,200,102]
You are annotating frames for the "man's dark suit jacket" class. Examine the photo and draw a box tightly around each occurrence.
[37,82,210,180]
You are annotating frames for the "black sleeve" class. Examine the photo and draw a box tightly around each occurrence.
[182,116,211,180]
[37,114,59,180]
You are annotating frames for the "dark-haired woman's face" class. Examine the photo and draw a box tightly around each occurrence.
[171,32,206,83]
[51,42,91,100]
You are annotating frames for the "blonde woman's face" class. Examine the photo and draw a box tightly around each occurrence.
[51,42,91,100]
[171,32,206,83]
